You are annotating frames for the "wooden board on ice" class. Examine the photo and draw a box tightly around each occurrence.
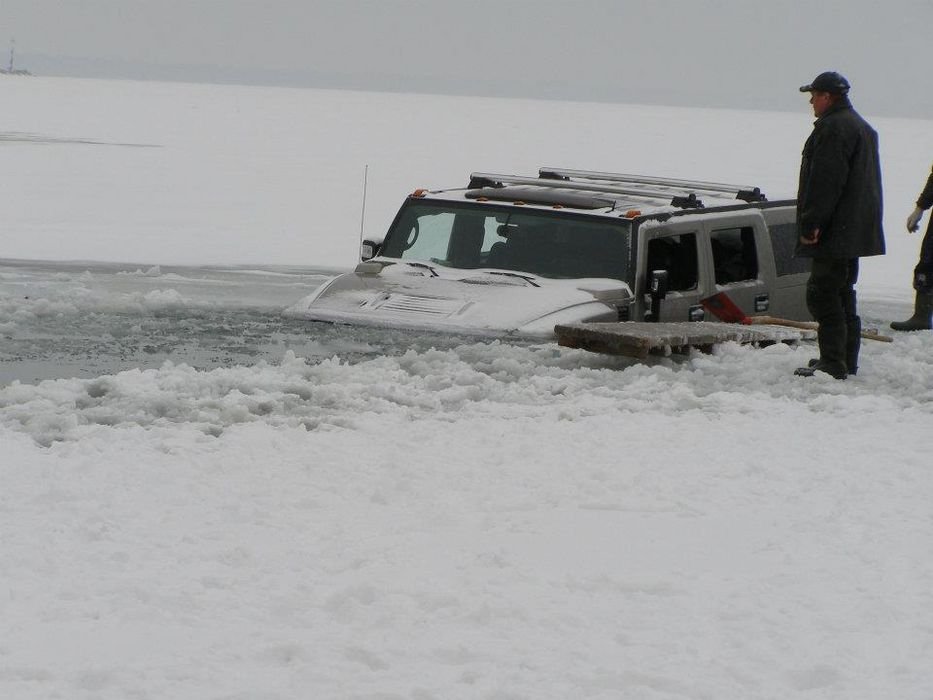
[554,321,814,359]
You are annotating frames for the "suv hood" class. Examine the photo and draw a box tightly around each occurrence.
[287,260,632,338]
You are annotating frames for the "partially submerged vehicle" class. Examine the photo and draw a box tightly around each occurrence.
[293,167,811,338]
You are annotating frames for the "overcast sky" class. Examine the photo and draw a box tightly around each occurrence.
[3,0,931,118]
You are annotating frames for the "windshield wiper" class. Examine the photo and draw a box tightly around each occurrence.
[404,261,439,277]
[484,270,541,287]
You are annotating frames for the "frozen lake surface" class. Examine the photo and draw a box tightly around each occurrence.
[2,78,932,700]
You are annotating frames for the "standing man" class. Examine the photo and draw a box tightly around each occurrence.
[890,165,933,331]
[794,71,886,379]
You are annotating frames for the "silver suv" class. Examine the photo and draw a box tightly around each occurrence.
[293,167,810,337]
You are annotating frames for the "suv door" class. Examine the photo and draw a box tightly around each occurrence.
[704,217,772,318]
[638,223,712,322]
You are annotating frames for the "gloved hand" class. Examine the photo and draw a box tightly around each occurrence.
[907,206,924,233]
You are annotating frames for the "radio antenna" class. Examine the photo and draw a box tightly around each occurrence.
[358,164,369,249]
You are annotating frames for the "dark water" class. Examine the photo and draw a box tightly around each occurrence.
[0,259,491,385]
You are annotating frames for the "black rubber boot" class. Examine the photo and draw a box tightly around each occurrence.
[890,292,933,331]
[801,317,858,377]
[795,360,847,380]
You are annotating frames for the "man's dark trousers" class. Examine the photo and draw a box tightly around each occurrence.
[807,258,861,375]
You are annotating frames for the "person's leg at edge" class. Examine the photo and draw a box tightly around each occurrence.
[892,220,933,331]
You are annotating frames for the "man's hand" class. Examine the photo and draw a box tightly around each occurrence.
[907,207,924,233]
[800,228,821,245]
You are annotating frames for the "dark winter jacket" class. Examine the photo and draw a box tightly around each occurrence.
[916,164,933,210]
[796,98,885,259]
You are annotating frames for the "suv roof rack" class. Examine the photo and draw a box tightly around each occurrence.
[538,167,766,203]
[468,171,708,209]
[468,169,766,209]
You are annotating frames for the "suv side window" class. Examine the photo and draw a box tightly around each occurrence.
[769,222,811,276]
[710,226,758,284]
[646,233,698,291]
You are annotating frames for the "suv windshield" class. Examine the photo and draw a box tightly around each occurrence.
[380,200,632,281]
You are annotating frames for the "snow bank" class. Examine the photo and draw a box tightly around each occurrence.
[2,335,931,447]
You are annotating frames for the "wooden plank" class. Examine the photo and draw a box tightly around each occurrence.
[554,321,812,359]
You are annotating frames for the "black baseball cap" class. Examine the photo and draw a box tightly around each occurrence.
[799,71,850,95]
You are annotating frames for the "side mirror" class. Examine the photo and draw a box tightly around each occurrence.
[646,269,669,322]
[360,239,381,261]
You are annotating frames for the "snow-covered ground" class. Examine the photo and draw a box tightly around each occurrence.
[1,77,932,699]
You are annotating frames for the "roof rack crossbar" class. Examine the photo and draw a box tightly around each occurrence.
[539,167,766,202]
[469,172,708,208]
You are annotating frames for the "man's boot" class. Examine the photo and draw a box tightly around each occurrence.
[890,292,933,331]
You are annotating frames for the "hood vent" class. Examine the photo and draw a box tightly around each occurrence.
[375,294,466,317]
